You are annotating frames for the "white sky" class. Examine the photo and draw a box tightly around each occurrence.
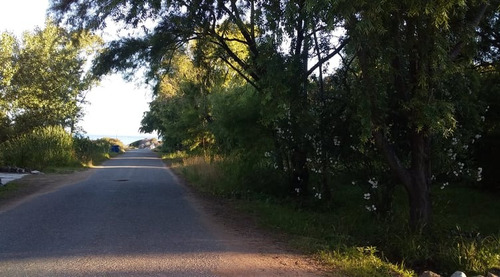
[0,0,156,138]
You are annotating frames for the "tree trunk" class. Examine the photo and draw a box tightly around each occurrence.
[406,174,432,231]
[359,37,433,230]
[372,129,433,231]
[407,131,432,230]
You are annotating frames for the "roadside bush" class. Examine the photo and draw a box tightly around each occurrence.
[102,137,126,152]
[0,125,76,169]
[73,136,126,166]
[73,136,109,165]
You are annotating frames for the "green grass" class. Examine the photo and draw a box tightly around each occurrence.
[164,154,500,276]
[0,182,21,200]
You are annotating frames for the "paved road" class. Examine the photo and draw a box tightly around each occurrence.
[0,150,228,276]
[0,149,322,276]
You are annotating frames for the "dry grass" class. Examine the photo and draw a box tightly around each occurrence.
[167,155,225,194]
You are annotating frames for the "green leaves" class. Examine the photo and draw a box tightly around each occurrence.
[0,20,101,138]
[0,125,75,169]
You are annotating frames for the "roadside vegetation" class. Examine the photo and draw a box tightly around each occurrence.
[0,23,123,173]
[165,154,499,276]
[0,124,124,171]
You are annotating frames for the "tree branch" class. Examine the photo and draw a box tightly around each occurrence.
[306,38,349,76]
[218,55,259,90]
[450,2,489,60]
[208,34,260,82]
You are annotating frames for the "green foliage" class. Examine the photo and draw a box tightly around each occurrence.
[0,20,101,140]
[319,247,414,277]
[209,85,269,153]
[170,153,500,275]
[0,127,123,170]
[0,181,21,201]
[72,135,122,165]
[141,50,217,153]
[0,125,76,169]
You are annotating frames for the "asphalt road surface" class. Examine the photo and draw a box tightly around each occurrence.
[0,149,322,277]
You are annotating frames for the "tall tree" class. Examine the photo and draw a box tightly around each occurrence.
[338,0,493,230]
[0,20,101,137]
[50,0,347,196]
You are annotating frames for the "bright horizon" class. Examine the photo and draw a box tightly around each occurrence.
[0,0,157,139]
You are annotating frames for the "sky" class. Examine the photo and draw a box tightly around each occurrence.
[0,0,157,138]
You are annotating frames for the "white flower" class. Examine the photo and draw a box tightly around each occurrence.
[333,137,341,146]
[315,193,322,200]
[368,178,378,189]
[441,182,449,190]
[365,205,377,212]
[477,167,483,182]
[364,193,371,200]
[352,181,356,185]
[295,188,300,194]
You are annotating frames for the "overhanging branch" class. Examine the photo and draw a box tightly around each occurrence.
[306,38,349,76]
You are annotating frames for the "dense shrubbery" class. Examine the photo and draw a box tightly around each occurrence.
[0,126,123,170]
[73,135,124,166]
[1,126,75,169]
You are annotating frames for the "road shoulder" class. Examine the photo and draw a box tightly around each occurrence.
[0,169,94,213]
[165,164,334,276]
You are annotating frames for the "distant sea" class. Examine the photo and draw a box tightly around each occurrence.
[86,134,158,145]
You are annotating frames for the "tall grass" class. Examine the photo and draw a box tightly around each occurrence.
[1,126,76,169]
[0,127,124,170]
[169,155,226,194]
[165,153,500,276]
